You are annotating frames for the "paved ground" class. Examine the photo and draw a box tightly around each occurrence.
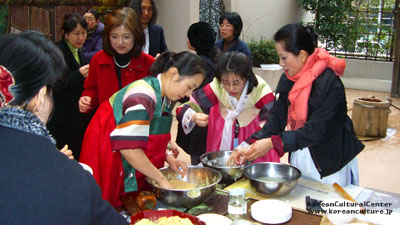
[170,88,400,195]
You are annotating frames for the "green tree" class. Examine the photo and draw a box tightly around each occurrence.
[298,0,354,51]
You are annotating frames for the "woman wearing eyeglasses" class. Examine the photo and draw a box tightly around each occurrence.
[176,52,280,164]
[215,12,252,64]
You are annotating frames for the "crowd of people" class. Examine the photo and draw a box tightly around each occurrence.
[0,0,365,223]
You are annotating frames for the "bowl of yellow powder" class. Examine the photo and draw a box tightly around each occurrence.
[146,166,221,208]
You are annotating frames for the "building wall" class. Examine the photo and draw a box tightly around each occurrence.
[155,0,199,52]
[156,0,311,52]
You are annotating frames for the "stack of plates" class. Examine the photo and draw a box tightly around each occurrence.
[251,199,292,224]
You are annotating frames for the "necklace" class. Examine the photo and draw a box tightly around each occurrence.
[113,57,130,68]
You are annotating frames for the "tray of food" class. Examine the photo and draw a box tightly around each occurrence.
[130,209,206,225]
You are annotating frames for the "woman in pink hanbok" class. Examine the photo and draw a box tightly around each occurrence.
[176,52,280,163]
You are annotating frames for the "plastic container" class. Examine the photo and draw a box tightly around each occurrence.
[228,188,247,221]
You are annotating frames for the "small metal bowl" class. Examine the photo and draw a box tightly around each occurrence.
[243,162,301,197]
[200,151,245,184]
[146,166,221,208]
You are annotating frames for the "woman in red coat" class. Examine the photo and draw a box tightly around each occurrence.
[79,7,155,113]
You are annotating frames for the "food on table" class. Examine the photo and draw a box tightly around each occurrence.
[134,216,194,225]
[169,179,196,189]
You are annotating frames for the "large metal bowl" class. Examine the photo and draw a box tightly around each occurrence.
[243,162,301,197]
[146,166,221,208]
[200,151,245,184]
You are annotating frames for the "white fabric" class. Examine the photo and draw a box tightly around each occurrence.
[290,147,359,186]
[182,108,196,134]
[142,27,149,54]
[219,82,249,150]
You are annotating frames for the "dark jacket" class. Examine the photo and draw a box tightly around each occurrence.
[83,22,104,62]
[0,125,128,225]
[215,38,252,64]
[176,54,217,159]
[148,24,168,57]
[47,39,92,160]
[250,68,364,177]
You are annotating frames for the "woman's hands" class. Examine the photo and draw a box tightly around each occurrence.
[192,112,209,127]
[166,154,188,178]
[79,64,90,78]
[78,96,92,113]
[227,138,273,165]
[60,144,74,160]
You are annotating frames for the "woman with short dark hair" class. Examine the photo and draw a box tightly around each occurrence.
[215,12,252,63]
[83,9,104,62]
[0,30,127,225]
[46,13,91,160]
[79,7,154,115]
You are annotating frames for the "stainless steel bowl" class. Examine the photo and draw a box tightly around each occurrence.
[200,151,245,184]
[243,162,301,197]
[146,166,221,208]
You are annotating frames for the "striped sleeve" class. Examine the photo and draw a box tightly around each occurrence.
[110,83,156,152]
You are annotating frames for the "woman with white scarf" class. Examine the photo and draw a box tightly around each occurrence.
[176,52,280,164]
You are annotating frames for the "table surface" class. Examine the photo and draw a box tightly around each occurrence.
[186,190,322,225]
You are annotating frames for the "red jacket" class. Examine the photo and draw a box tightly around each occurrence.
[82,50,155,110]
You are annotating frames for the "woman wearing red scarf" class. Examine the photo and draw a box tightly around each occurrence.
[230,23,364,187]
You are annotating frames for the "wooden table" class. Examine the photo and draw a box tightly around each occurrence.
[186,190,322,225]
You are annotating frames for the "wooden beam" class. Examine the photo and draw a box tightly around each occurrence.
[392,0,400,97]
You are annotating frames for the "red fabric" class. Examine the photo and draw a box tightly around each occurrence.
[286,48,345,130]
[81,51,155,111]
[271,135,284,157]
[79,101,170,208]
[206,103,280,163]
[0,66,14,108]
[255,92,275,109]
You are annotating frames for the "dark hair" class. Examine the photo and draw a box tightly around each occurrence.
[84,9,100,21]
[62,13,87,37]
[0,30,66,106]
[103,7,144,58]
[273,23,318,56]
[216,51,257,94]
[219,12,243,40]
[187,22,220,62]
[149,51,206,78]
[129,0,158,25]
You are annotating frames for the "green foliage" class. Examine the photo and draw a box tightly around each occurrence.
[298,0,354,51]
[298,0,396,59]
[247,38,279,67]
[0,6,8,34]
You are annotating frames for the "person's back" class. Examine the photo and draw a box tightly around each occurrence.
[0,30,127,225]
[0,126,126,225]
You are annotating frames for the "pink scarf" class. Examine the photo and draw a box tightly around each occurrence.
[286,48,346,130]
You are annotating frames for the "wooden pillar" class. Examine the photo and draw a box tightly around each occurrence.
[391,0,400,97]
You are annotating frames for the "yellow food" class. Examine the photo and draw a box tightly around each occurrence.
[134,216,194,225]
[169,179,196,189]
[134,218,155,225]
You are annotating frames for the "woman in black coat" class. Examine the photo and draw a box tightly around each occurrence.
[230,23,364,186]
[0,30,127,225]
[47,13,92,160]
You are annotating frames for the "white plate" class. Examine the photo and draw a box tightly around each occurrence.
[197,213,232,225]
[251,199,292,224]
[79,163,93,175]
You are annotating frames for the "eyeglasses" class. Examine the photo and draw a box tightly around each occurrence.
[220,79,244,88]
[219,23,233,29]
